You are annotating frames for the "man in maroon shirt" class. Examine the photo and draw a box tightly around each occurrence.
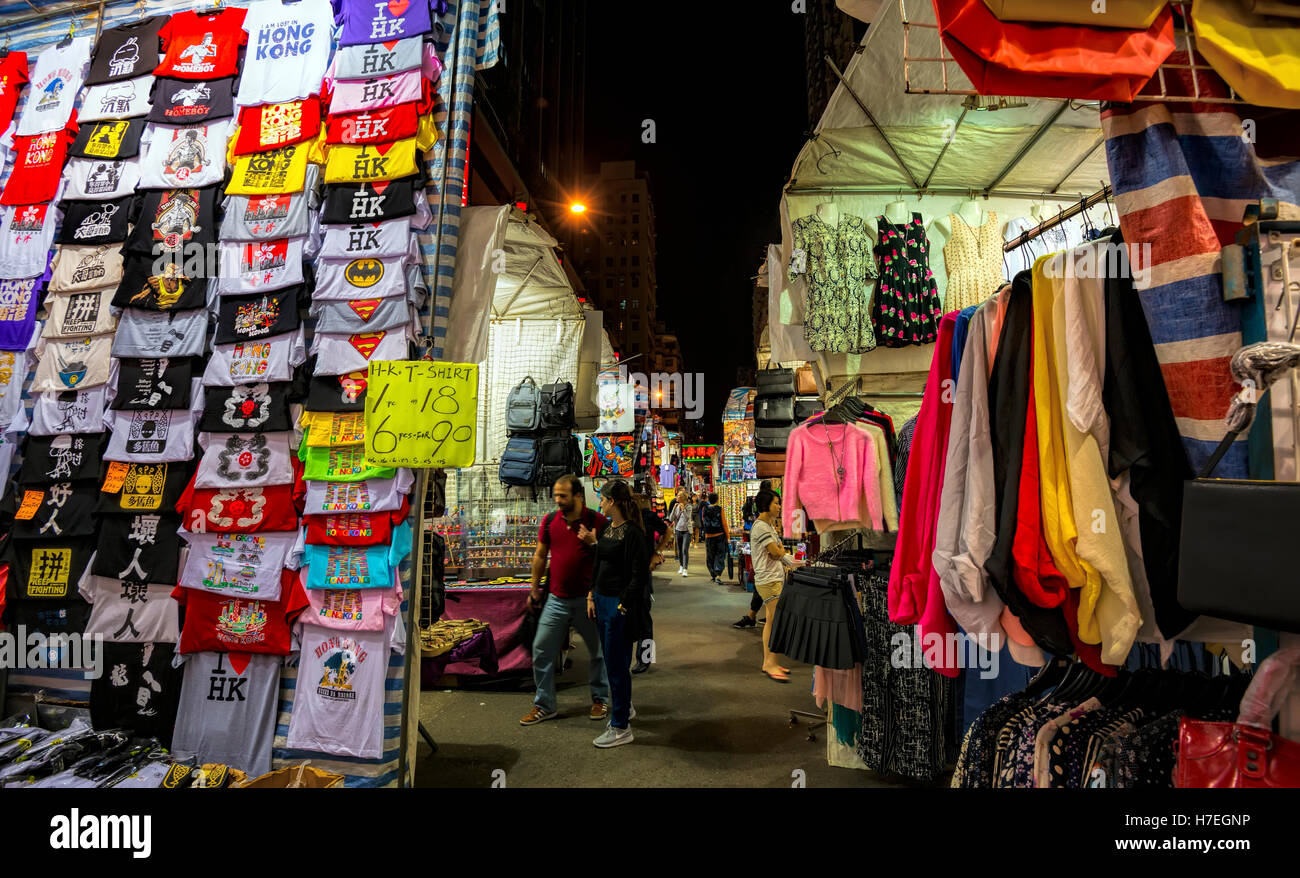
[520,474,612,725]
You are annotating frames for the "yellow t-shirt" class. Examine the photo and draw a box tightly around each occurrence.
[299,410,366,447]
[323,137,419,185]
[225,130,326,195]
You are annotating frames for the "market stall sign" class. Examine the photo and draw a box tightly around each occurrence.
[364,360,478,468]
[681,444,718,462]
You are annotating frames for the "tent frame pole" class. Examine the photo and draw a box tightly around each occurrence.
[824,55,921,191]
[785,186,1096,200]
[981,101,1069,194]
[920,106,967,190]
[1049,134,1106,194]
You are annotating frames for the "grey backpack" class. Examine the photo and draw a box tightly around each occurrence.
[506,376,541,434]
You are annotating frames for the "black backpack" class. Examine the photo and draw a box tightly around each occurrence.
[537,432,582,489]
[500,436,541,486]
[702,503,724,531]
[539,378,576,429]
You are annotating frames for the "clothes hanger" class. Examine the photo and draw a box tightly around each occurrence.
[57,21,75,48]
[1023,656,1070,699]
[0,34,10,59]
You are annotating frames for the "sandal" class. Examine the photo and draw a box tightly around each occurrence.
[762,670,790,683]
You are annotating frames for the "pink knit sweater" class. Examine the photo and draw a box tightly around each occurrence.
[782,421,883,534]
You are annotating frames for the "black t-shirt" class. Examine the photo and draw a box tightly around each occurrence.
[97,461,194,516]
[322,178,417,224]
[12,482,101,540]
[213,286,303,345]
[69,118,147,160]
[122,185,221,257]
[112,357,196,410]
[4,599,92,636]
[113,255,210,312]
[19,434,108,486]
[148,76,237,124]
[93,513,183,584]
[90,642,183,742]
[307,370,368,412]
[86,15,168,85]
[9,538,97,600]
[199,382,294,433]
[57,197,133,245]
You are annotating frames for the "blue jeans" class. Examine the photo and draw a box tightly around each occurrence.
[532,595,609,714]
[593,593,633,729]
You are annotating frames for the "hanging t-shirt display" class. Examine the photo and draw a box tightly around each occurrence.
[8,600,92,638]
[30,385,113,436]
[57,197,132,245]
[104,407,201,463]
[170,651,280,776]
[299,410,365,447]
[123,185,221,257]
[335,0,437,46]
[0,349,30,429]
[301,522,410,589]
[0,52,29,134]
[0,276,44,349]
[155,7,248,80]
[323,138,420,184]
[93,513,184,584]
[177,482,302,534]
[233,97,324,155]
[111,307,210,358]
[216,238,306,294]
[63,156,143,201]
[42,289,120,340]
[311,329,410,376]
[1,205,59,279]
[214,288,302,344]
[302,502,408,548]
[325,101,423,147]
[112,357,194,410]
[89,642,181,742]
[86,16,167,84]
[1,123,78,206]
[178,529,299,599]
[113,257,210,312]
[302,445,395,483]
[147,76,236,124]
[319,218,411,260]
[307,371,367,412]
[173,570,309,655]
[80,76,155,122]
[237,0,334,106]
[97,461,193,515]
[302,581,399,631]
[11,538,96,600]
[219,177,317,240]
[321,177,417,224]
[302,472,413,515]
[49,243,124,293]
[15,38,93,137]
[12,482,100,540]
[199,382,293,433]
[19,433,107,484]
[310,294,411,336]
[313,253,411,301]
[334,35,424,79]
[202,328,307,386]
[80,574,180,643]
[138,121,232,189]
[225,134,326,195]
[194,431,296,488]
[31,336,114,392]
[69,118,146,160]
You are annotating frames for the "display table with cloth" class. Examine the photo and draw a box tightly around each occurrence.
[429,582,532,678]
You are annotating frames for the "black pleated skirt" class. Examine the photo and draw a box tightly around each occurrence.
[768,573,859,669]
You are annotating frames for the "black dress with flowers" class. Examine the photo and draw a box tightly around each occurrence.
[872,213,942,347]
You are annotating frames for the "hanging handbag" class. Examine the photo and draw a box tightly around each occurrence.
[1192,0,1300,110]
[755,424,794,453]
[756,451,786,479]
[793,397,822,423]
[1175,647,1300,788]
[795,364,818,395]
[754,395,795,426]
[755,362,796,397]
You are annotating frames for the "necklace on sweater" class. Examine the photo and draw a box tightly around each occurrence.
[821,422,845,485]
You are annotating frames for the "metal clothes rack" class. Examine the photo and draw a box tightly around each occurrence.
[1003,184,1113,252]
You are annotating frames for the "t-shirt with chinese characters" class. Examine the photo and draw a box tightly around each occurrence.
[69,118,146,160]
[173,568,309,655]
[11,538,96,600]
[113,256,210,312]
[147,76,236,124]
[81,572,180,643]
[321,177,419,224]
[334,0,437,46]
[57,197,132,245]
[202,327,307,387]
[155,7,248,80]
[42,289,120,340]
[199,382,294,433]
[0,204,59,279]
[112,357,194,411]
[307,370,368,412]
[122,185,221,258]
[30,384,114,436]
[89,641,182,742]
[309,294,414,336]
[18,433,107,485]
[323,138,421,184]
[178,529,300,599]
[0,348,30,433]
[97,461,194,517]
[170,651,280,776]
[237,0,334,106]
[0,52,29,134]
[194,431,297,489]
[214,288,303,345]
[15,38,92,137]
[302,471,413,515]
[301,520,411,590]
[0,276,43,356]
[87,16,167,84]
[177,481,303,535]
[111,307,209,358]
[31,336,114,392]
[63,156,143,201]
[219,171,318,240]
[232,97,323,154]
[301,445,395,483]
[138,121,232,189]
[310,328,410,377]
[224,133,326,196]
[302,499,409,548]
[104,406,202,464]
[216,238,307,295]
[80,76,155,122]
[12,482,100,540]
[93,512,183,585]
[333,35,423,79]
[49,243,124,293]
[1,122,78,206]
[303,574,401,632]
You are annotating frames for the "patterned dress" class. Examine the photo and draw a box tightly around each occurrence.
[872,213,942,346]
[943,211,1003,312]
[791,213,878,354]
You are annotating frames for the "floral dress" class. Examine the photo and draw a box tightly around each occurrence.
[872,212,942,347]
[791,213,878,354]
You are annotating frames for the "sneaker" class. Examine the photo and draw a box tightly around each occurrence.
[593,726,634,748]
[680,569,688,577]
[589,700,609,721]
[520,706,558,725]
[732,616,757,629]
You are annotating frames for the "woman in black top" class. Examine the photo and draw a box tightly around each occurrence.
[578,480,649,748]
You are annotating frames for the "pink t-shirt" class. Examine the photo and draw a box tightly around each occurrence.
[300,567,402,632]
[325,44,440,114]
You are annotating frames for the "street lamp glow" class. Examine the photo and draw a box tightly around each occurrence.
[570,202,587,214]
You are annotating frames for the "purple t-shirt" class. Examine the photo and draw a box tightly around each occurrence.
[0,265,48,351]
[333,0,441,46]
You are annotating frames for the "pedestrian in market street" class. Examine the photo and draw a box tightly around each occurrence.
[667,491,695,576]
[733,481,774,629]
[520,475,612,726]
[632,492,670,675]
[578,480,651,748]
[702,492,730,584]
[749,489,802,682]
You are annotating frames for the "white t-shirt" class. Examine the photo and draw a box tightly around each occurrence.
[333,36,424,80]
[302,471,414,515]
[310,327,411,376]
[79,75,154,122]
[220,179,316,241]
[49,244,125,293]
[178,529,299,599]
[104,407,202,463]
[310,295,414,335]
[111,307,210,358]
[319,219,412,260]
[32,335,114,392]
[236,0,334,106]
[41,289,120,339]
[216,237,306,294]
[138,120,232,189]
[16,38,93,136]
[0,348,31,433]
[194,431,297,488]
[80,570,180,644]
[29,384,114,436]
[62,157,143,200]
[312,247,415,301]
[749,519,788,585]
[0,203,61,280]
[202,327,306,386]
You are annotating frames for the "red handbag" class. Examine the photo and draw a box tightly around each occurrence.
[1175,647,1300,788]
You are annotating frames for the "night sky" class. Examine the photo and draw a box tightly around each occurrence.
[584,3,810,442]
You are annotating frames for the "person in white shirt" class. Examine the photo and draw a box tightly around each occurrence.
[748,489,802,682]
[667,493,695,576]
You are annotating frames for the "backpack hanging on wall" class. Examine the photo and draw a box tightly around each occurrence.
[537,433,582,490]
[500,436,541,486]
[539,377,576,429]
[506,376,542,434]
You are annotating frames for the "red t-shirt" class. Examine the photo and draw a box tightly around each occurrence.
[233,96,323,155]
[176,458,304,533]
[173,569,308,655]
[302,498,410,547]
[539,507,606,599]
[326,101,419,146]
[1,117,77,206]
[0,52,30,134]
[155,8,248,80]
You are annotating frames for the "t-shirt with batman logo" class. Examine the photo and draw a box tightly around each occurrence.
[200,382,294,433]
[215,287,303,345]
[112,358,195,411]
[148,76,236,125]
[312,250,413,301]
[69,118,146,161]
[57,197,133,245]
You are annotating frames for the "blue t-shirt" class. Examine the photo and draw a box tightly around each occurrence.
[302,520,412,589]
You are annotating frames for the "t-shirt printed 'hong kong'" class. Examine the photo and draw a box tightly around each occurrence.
[155,8,248,80]
[302,471,414,515]
[15,38,92,137]
[201,327,307,386]
[301,521,411,589]
[1,123,78,206]
[224,134,326,196]
[178,529,299,599]
[173,570,309,655]
[215,288,302,345]
[302,500,408,547]
[233,97,323,154]
[237,0,334,106]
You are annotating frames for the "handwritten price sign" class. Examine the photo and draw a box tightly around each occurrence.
[364,361,478,468]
